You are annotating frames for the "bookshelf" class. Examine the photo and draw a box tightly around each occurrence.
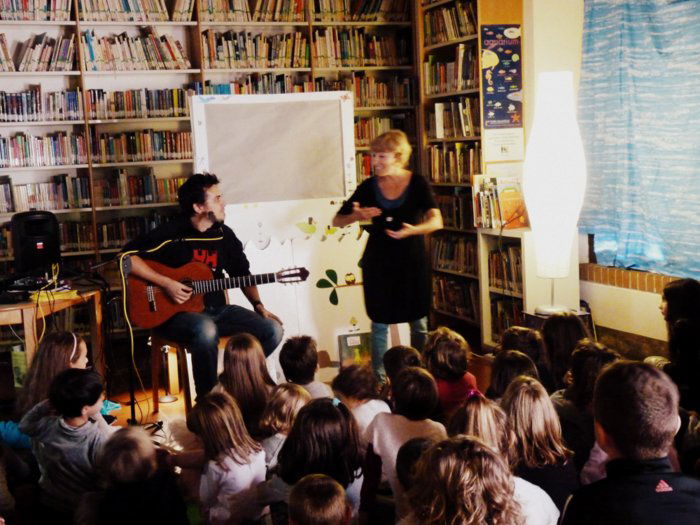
[415,0,482,343]
[0,0,418,281]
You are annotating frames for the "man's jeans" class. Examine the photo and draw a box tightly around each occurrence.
[156,304,284,397]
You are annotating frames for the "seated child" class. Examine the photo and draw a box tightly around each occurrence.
[561,361,700,525]
[381,345,422,403]
[279,336,333,399]
[19,369,110,519]
[331,365,390,437]
[500,326,554,392]
[423,327,479,420]
[395,437,435,494]
[76,427,188,525]
[501,376,579,511]
[485,349,539,403]
[362,367,446,520]
[187,391,267,525]
[289,474,351,525]
[258,383,310,470]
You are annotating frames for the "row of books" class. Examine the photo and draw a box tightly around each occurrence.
[201,30,310,69]
[251,0,303,22]
[3,173,92,212]
[424,43,478,95]
[0,224,10,258]
[78,0,172,22]
[80,28,191,71]
[432,274,479,323]
[98,213,174,248]
[0,132,88,168]
[0,0,71,20]
[423,0,476,46]
[489,244,522,293]
[432,233,477,275]
[472,175,528,230]
[93,170,187,206]
[428,97,480,138]
[491,296,523,343]
[312,0,408,21]
[355,151,370,183]
[86,87,192,120]
[90,129,192,163]
[435,192,472,230]
[199,74,313,94]
[315,74,413,107]
[0,87,83,123]
[0,175,11,212]
[427,142,480,184]
[0,33,75,72]
[312,28,410,68]
[354,113,412,146]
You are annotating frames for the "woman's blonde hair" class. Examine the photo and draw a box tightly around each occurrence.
[219,333,275,436]
[19,331,86,414]
[187,391,261,467]
[370,129,412,167]
[501,376,572,468]
[258,383,311,436]
[100,427,157,486]
[447,395,513,463]
[409,436,523,525]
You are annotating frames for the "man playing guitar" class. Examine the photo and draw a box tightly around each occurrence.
[122,173,284,398]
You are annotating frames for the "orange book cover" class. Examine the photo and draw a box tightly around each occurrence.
[496,177,529,229]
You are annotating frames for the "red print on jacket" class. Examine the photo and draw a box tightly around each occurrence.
[193,249,218,270]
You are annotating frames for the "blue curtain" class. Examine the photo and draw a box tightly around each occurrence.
[578,0,700,278]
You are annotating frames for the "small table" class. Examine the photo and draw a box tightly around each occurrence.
[0,289,104,376]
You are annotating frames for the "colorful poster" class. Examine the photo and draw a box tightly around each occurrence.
[481,25,522,129]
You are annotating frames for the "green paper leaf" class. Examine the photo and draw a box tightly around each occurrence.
[329,289,339,305]
[316,279,333,288]
[325,269,338,284]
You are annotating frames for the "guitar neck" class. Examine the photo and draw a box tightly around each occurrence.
[189,273,277,294]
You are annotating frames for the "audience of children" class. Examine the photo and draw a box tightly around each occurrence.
[257,383,310,469]
[288,474,352,525]
[501,375,579,510]
[331,365,390,437]
[7,294,700,525]
[215,333,276,439]
[422,327,479,420]
[279,336,333,399]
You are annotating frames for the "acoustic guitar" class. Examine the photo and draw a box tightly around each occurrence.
[125,260,309,329]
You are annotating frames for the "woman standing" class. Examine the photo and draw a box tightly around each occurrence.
[333,130,443,379]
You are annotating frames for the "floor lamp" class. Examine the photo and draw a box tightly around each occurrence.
[522,71,587,316]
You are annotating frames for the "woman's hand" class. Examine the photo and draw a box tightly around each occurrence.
[352,201,382,221]
[385,222,418,239]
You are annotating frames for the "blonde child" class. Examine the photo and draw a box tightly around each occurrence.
[258,383,310,470]
[216,333,276,439]
[187,391,266,525]
[501,376,579,511]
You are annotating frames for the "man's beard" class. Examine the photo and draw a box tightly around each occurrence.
[207,211,224,229]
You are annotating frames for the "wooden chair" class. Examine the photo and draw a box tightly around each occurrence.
[150,333,231,414]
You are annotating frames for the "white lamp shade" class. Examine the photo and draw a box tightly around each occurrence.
[523,71,587,278]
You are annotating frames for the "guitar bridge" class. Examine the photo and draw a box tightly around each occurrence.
[146,286,157,312]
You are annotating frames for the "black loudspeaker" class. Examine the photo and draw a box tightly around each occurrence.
[10,211,60,274]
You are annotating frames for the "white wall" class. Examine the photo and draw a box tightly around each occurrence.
[525,0,665,341]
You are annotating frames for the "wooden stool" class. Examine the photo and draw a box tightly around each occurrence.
[150,333,231,414]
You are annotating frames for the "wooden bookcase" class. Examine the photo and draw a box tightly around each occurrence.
[0,0,419,280]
